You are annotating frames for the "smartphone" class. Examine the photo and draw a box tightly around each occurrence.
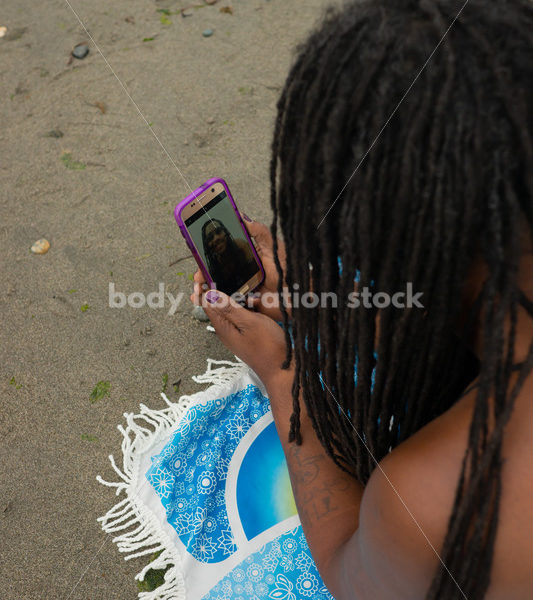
[174,178,264,296]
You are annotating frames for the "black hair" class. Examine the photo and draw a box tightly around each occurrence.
[270,0,533,598]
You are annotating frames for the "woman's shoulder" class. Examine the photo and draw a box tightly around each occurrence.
[356,378,533,599]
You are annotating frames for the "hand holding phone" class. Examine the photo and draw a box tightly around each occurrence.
[175,178,265,297]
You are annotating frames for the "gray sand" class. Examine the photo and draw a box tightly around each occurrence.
[0,0,335,597]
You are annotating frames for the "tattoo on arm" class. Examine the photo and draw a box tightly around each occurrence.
[288,446,351,523]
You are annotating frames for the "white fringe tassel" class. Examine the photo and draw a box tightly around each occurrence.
[97,358,249,600]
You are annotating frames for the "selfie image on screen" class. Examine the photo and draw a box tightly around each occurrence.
[185,191,259,295]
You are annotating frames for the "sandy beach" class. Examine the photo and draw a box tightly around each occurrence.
[0,0,335,597]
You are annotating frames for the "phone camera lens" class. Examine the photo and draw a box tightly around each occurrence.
[211,188,215,192]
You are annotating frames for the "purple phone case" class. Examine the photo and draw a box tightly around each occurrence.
[174,177,265,293]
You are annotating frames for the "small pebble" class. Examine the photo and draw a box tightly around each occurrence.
[192,306,210,322]
[31,239,50,255]
[72,44,89,59]
[207,117,215,124]
[202,28,214,38]
[46,129,63,138]
[0,26,7,38]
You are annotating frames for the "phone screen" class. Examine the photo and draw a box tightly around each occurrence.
[184,190,260,295]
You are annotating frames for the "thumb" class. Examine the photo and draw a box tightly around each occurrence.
[203,290,250,330]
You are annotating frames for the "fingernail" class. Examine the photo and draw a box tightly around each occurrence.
[206,290,220,304]
[242,213,253,223]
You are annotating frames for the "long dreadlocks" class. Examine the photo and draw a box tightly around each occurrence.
[270,0,533,598]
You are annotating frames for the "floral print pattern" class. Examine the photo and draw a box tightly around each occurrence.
[146,383,333,598]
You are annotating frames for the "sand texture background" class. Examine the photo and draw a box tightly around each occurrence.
[0,0,336,597]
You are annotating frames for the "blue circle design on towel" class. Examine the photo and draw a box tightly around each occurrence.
[146,381,334,599]
[236,421,297,541]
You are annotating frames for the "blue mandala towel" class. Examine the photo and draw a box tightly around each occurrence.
[98,359,334,600]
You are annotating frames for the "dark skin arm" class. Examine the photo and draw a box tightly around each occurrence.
[266,370,365,596]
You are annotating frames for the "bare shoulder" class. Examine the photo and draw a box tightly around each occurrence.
[349,382,533,599]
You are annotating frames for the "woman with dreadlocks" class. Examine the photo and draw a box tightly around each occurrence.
[192,0,533,597]
[201,218,258,294]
